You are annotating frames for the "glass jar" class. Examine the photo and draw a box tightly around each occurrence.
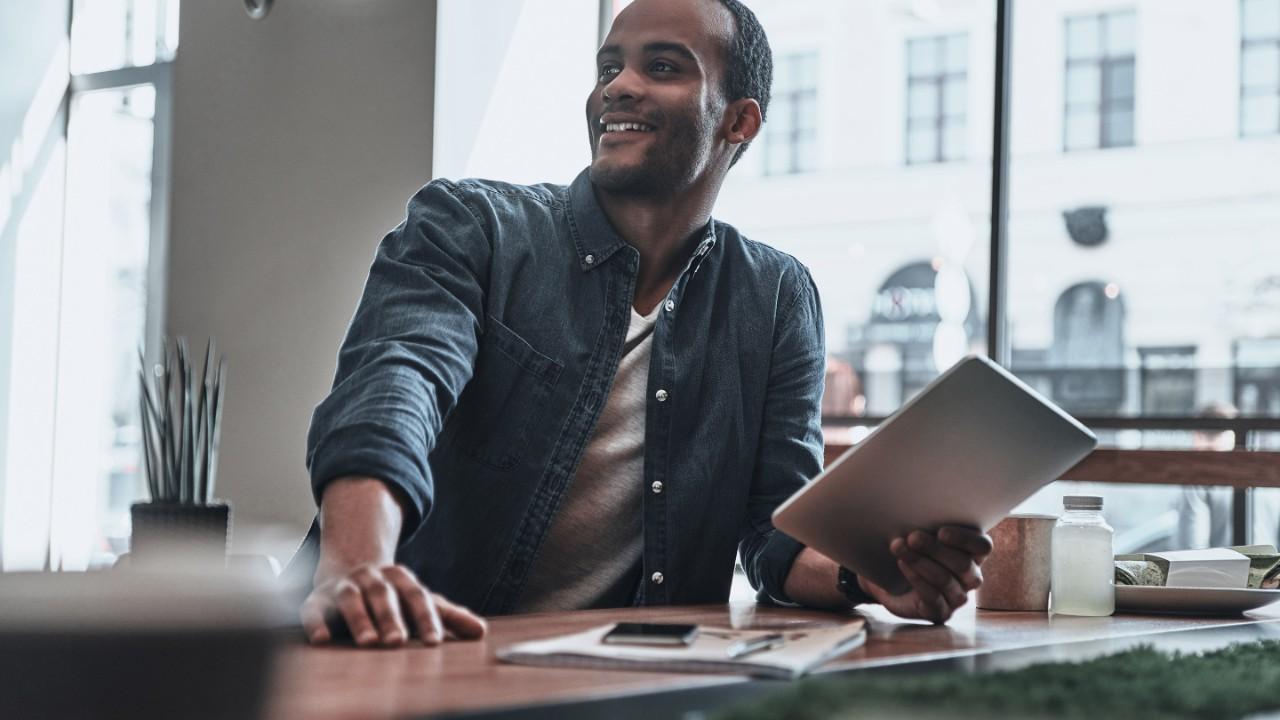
[1050,495,1115,616]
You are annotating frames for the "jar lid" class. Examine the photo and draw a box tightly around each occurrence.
[1063,494,1103,510]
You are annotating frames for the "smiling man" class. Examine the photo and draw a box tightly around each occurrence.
[294,0,992,648]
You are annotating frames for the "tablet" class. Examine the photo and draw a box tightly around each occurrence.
[772,355,1096,596]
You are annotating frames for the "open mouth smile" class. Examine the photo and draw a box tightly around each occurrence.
[601,121,657,133]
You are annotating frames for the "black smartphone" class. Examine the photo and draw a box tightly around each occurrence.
[600,622,699,646]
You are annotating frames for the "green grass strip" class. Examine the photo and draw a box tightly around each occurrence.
[715,640,1280,720]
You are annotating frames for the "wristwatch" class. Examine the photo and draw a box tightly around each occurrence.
[837,566,874,607]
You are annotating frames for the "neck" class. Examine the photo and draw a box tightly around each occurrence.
[593,175,720,312]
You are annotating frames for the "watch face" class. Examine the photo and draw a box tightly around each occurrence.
[837,567,865,604]
[837,566,854,591]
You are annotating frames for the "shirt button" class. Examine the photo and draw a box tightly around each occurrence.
[664,299,675,312]
[655,389,669,402]
[651,481,663,494]
[651,572,664,585]
[584,254,595,265]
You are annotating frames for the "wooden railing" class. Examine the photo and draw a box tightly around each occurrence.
[823,445,1280,488]
[1063,449,1280,489]
[821,415,1280,544]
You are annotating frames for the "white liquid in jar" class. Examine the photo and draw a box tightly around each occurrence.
[1050,522,1115,616]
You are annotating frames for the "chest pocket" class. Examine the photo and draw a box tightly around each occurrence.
[456,315,563,470]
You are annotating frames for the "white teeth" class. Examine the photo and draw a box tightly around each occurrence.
[603,122,653,133]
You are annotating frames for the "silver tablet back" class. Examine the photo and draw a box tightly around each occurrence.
[772,355,1097,596]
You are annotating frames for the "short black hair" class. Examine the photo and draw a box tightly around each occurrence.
[715,0,772,166]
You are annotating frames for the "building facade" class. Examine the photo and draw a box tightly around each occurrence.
[716,0,1280,423]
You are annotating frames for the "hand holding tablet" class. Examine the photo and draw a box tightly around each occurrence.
[773,356,1096,597]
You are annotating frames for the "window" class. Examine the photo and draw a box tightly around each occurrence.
[711,0,1278,552]
[0,0,176,570]
[906,34,968,165]
[1009,1,1280,550]
[70,0,180,74]
[440,0,597,183]
[1242,0,1280,136]
[61,84,160,561]
[718,2,992,428]
[763,52,819,175]
[1064,11,1136,151]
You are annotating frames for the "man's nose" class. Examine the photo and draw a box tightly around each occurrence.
[603,65,644,102]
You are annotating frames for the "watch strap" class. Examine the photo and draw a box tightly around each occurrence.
[837,566,874,607]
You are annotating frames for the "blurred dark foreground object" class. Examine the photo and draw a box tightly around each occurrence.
[0,567,292,720]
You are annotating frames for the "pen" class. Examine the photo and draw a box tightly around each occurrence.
[726,632,786,659]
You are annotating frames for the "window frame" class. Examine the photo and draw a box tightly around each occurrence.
[66,4,177,560]
[68,62,173,365]
[763,51,820,176]
[905,33,969,165]
[1063,10,1137,151]
[1240,0,1280,136]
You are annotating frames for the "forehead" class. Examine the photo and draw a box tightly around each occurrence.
[603,0,733,63]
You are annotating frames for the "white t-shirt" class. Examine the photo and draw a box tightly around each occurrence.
[513,304,659,612]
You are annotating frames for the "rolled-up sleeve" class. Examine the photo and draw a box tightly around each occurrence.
[738,262,826,605]
[306,180,490,535]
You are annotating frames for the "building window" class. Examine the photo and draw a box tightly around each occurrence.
[763,52,818,175]
[905,33,968,165]
[1064,11,1136,151]
[1241,0,1280,136]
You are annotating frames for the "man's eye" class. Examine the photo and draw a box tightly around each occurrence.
[598,66,620,82]
[651,60,676,73]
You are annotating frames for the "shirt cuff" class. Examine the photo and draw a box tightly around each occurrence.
[307,423,431,538]
[754,529,806,606]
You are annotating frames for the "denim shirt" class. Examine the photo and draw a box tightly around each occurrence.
[298,168,825,615]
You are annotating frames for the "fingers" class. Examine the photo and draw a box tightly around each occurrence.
[351,568,409,646]
[890,540,946,609]
[434,593,489,639]
[899,559,952,624]
[905,531,984,590]
[333,578,381,646]
[300,595,331,644]
[892,537,968,610]
[309,564,486,648]
[896,545,962,607]
[384,565,444,646]
[937,526,994,563]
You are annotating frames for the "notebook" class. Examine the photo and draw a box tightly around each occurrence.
[496,618,866,680]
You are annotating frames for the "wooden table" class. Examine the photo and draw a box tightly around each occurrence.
[268,599,1280,720]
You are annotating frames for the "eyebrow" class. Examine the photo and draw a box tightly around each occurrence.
[596,41,700,66]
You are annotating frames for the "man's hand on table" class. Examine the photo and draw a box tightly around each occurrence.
[300,476,487,648]
[857,526,993,624]
[302,562,487,647]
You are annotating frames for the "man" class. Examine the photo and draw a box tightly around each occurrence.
[1174,403,1239,550]
[1174,402,1280,549]
[295,0,991,648]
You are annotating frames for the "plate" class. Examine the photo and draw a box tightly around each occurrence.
[1115,585,1280,615]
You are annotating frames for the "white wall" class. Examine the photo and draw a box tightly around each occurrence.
[434,0,599,183]
[167,0,438,560]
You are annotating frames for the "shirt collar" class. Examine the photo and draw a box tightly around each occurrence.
[568,168,630,271]
[567,167,719,273]
[570,166,721,272]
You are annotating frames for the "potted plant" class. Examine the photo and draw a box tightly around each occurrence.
[131,338,229,567]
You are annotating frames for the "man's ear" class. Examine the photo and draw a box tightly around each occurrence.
[723,98,763,150]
